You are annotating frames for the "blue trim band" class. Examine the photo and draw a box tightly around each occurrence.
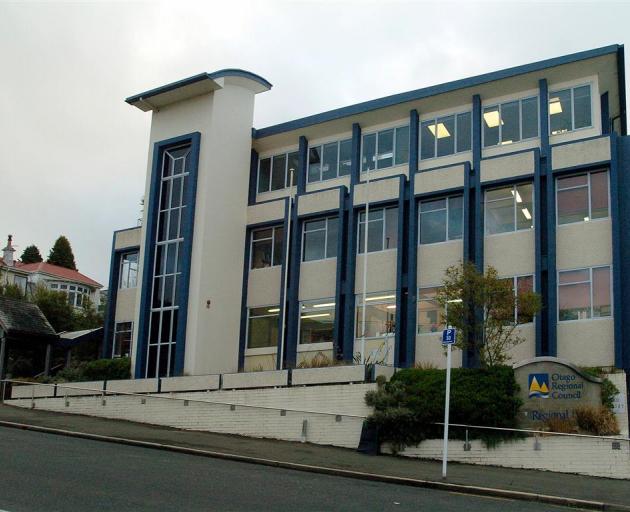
[254,45,620,139]
[134,132,201,378]
[126,69,272,105]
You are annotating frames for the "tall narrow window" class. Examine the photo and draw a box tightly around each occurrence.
[483,97,539,147]
[420,111,472,160]
[114,322,133,358]
[417,287,444,334]
[146,144,190,378]
[419,195,463,244]
[299,299,335,344]
[558,266,611,321]
[549,85,592,135]
[119,252,139,289]
[251,226,284,269]
[358,206,398,253]
[485,183,534,235]
[503,275,535,324]
[557,170,609,225]
[247,306,279,348]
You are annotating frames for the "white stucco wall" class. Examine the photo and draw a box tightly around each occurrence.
[415,165,465,195]
[484,230,535,276]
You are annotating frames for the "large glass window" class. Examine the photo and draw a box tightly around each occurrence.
[303,217,338,261]
[483,97,539,147]
[358,206,398,253]
[114,322,133,358]
[558,266,611,321]
[549,85,592,135]
[419,195,463,244]
[417,287,444,334]
[355,293,396,338]
[485,183,534,235]
[421,111,471,160]
[247,306,279,348]
[557,170,609,225]
[308,139,352,183]
[119,252,139,289]
[251,226,284,269]
[361,126,409,172]
[299,299,335,344]
[258,151,299,193]
[504,275,535,324]
[147,144,190,378]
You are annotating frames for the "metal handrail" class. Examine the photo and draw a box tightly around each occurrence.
[0,379,368,420]
[436,421,630,442]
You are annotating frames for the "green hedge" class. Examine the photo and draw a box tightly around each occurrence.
[365,366,522,451]
[54,358,131,382]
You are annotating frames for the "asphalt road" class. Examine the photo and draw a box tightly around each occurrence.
[0,427,574,512]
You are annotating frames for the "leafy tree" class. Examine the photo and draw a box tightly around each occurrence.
[20,245,43,264]
[47,236,77,270]
[437,262,542,367]
[0,283,25,299]
[30,285,75,332]
[73,297,104,330]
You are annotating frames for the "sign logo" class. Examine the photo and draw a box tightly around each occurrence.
[528,373,550,398]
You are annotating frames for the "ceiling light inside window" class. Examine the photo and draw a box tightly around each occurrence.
[386,305,397,309]
[549,99,563,115]
[428,123,451,139]
[301,313,331,319]
[483,110,501,128]
[268,308,280,313]
[522,208,532,220]
[584,216,590,222]
[313,302,335,308]
[365,294,396,302]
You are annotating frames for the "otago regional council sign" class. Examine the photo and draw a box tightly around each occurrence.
[514,357,602,428]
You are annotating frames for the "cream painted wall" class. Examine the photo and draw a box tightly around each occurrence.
[484,230,535,276]
[246,199,285,225]
[416,333,463,369]
[358,165,408,182]
[243,353,277,372]
[299,259,337,301]
[355,251,397,294]
[417,241,463,287]
[247,267,282,307]
[557,318,615,367]
[480,151,535,183]
[114,288,137,323]
[114,227,141,250]
[306,177,350,193]
[418,152,471,172]
[415,165,465,195]
[556,219,611,269]
[298,188,341,216]
[552,137,610,170]
[506,323,536,364]
[353,176,400,205]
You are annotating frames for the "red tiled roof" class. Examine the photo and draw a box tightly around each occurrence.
[15,262,102,288]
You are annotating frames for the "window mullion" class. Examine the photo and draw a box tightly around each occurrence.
[589,267,594,318]
[498,104,503,144]
[587,171,593,220]
[518,99,523,141]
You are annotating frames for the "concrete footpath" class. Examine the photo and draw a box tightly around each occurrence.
[0,404,628,511]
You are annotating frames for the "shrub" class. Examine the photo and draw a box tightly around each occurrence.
[574,405,620,435]
[580,367,620,411]
[365,366,522,451]
[542,416,577,434]
[297,352,345,368]
[54,358,131,382]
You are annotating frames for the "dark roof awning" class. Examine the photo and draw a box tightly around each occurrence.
[57,327,104,349]
[0,296,58,343]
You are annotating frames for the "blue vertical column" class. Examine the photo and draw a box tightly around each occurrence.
[537,78,550,357]
[404,109,419,367]
[102,234,119,358]
[343,123,361,360]
[394,176,406,367]
[297,136,308,195]
[237,228,252,371]
[276,197,291,369]
[333,187,347,360]
[248,149,259,206]
[610,133,623,368]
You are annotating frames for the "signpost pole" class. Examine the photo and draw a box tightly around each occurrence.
[441,327,455,479]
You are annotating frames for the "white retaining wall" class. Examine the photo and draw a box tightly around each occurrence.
[222,370,289,389]
[7,383,376,449]
[292,365,366,386]
[392,436,630,480]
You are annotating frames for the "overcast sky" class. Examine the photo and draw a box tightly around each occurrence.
[1,1,628,286]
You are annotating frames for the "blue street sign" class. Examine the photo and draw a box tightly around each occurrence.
[442,328,456,345]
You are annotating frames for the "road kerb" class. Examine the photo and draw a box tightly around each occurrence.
[0,419,626,512]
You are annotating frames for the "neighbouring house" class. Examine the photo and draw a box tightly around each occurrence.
[1,235,103,308]
[102,45,630,385]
